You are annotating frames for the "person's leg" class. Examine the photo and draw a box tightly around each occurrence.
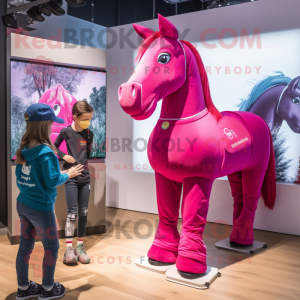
[77,182,90,241]
[176,177,214,274]
[75,182,90,264]
[16,202,64,299]
[16,201,36,289]
[147,172,182,263]
[230,168,266,245]
[38,210,59,290]
[64,181,79,264]
[75,183,90,264]
[227,171,243,226]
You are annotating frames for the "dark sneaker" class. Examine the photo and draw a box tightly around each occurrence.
[63,247,78,265]
[38,282,65,300]
[75,244,90,264]
[16,281,42,300]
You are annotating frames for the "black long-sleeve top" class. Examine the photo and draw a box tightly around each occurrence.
[54,126,94,184]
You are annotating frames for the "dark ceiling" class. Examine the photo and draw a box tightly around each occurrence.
[68,0,208,28]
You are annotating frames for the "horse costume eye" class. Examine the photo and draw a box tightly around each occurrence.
[53,104,61,116]
[292,97,300,104]
[157,53,171,64]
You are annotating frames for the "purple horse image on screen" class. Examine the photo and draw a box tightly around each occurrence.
[238,72,300,133]
[39,84,78,155]
[238,72,300,182]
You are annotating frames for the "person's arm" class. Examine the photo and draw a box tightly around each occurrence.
[88,130,94,156]
[41,156,69,189]
[54,130,67,159]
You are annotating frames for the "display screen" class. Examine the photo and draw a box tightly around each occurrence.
[10,59,106,159]
[132,29,300,184]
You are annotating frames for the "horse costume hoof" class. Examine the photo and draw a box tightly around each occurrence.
[176,255,207,274]
[147,244,178,264]
[177,270,206,279]
[148,258,174,266]
[230,241,253,247]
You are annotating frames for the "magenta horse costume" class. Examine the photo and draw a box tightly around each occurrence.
[39,84,77,154]
[119,15,276,274]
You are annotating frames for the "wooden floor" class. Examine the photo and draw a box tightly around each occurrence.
[1,207,299,300]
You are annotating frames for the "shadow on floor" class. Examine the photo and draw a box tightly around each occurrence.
[202,221,292,270]
[5,271,166,300]
[0,222,7,236]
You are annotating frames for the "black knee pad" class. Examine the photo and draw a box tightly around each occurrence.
[79,208,88,219]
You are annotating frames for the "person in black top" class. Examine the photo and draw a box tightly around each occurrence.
[54,100,94,265]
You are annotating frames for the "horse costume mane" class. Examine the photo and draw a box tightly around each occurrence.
[136,30,222,122]
[238,72,296,111]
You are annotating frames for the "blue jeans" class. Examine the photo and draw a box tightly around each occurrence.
[16,201,59,289]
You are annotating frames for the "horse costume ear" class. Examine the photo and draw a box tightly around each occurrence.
[133,24,154,39]
[158,14,178,40]
[288,76,300,93]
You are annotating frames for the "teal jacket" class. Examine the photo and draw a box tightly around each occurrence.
[16,144,69,212]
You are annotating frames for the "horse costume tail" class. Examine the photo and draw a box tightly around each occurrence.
[261,128,276,209]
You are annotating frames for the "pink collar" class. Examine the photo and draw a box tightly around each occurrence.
[158,108,208,125]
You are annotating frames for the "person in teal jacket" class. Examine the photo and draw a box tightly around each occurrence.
[15,103,84,300]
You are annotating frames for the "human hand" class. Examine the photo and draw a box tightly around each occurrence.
[63,155,76,164]
[67,164,85,178]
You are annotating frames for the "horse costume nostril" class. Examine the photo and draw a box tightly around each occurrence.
[118,86,123,100]
[132,85,136,97]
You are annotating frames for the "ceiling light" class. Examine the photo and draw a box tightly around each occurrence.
[2,13,18,28]
[65,0,86,7]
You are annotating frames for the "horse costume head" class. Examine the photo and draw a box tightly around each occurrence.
[118,14,222,121]
[39,83,77,133]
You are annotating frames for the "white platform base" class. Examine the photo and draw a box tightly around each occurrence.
[215,237,267,254]
[166,266,220,289]
[134,256,175,274]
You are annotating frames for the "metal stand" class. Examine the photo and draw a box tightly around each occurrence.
[134,256,175,274]
[166,266,221,289]
[215,237,267,254]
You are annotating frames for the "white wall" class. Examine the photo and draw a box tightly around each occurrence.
[10,33,106,68]
[106,0,300,236]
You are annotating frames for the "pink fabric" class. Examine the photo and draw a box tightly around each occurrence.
[132,24,154,39]
[119,15,276,274]
[147,245,178,264]
[229,169,266,245]
[218,111,252,154]
[39,84,77,155]
[176,255,207,274]
[158,14,178,40]
[178,177,213,264]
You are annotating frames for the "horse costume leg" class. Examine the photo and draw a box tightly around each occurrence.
[230,168,266,245]
[147,172,182,263]
[228,171,243,226]
[176,177,214,274]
